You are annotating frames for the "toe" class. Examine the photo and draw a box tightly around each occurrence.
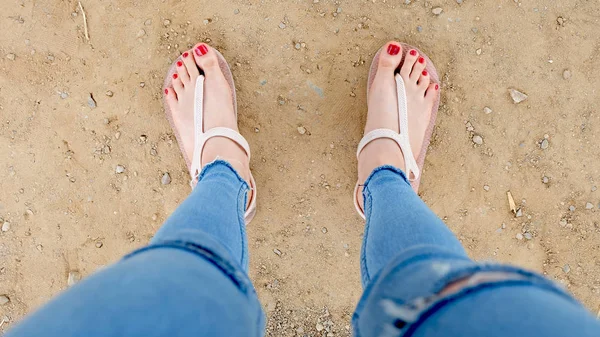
[417,69,431,93]
[377,41,403,71]
[410,56,427,82]
[425,82,439,101]
[181,50,200,80]
[172,76,184,95]
[192,43,220,72]
[164,87,178,103]
[176,59,191,84]
[400,48,419,79]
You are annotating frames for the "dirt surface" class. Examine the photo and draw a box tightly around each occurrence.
[1,0,600,335]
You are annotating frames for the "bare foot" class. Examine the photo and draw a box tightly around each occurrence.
[357,41,439,210]
[164,43,252,194]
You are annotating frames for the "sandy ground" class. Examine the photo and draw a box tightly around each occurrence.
[1,0,600,335]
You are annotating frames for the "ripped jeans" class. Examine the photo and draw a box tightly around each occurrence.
[5,163,600,337]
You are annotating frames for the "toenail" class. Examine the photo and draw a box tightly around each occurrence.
[435,84,439,90]
[418,57,425,64]
[177,61,183,67]
[172,73,178,79]
[164,88,169,95]
[182,52,189,58]
[422,70,428,76]
[409,50,417,56]
[387,44,400,55]
[195,44,208,56]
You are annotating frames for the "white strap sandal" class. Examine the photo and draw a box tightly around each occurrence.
[354,74,419,219]
[354,43,440,220]
[163,50,257,224]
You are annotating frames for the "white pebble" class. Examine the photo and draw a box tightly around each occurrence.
[1,222,10,232]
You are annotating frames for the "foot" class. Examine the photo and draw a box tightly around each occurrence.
[164,43,252,194]
[357,41,439,211]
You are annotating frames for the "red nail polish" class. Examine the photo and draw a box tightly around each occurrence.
[164,88,169,95]
[409,50,417,56]
[418,57,425,64]
[196,44,208,56]
[422,70,428,76]
[177,61,183,67]
[387,44,400,55]
[182,52,189,58]
[172,73,178,79]
[435,84,439,90]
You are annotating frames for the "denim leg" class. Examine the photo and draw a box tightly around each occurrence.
[5,160,265,337]
[361,165,466,286]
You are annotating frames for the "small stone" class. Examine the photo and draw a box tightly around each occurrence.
[416,26,422,32]
[321,227,328,234]
[516,233,524,240]
[95,241,103,248]
[114,131,121,140]
[0,295,9,306]
[67,271,81,287]
[295,43,301,50]
[476,48,482,55]
[540,139,549,150]
[509,89,528,104]
[483,107,492,114]
[563,70,571,80]
[472,135,483,145]
[278,22,286,29]
[136,29,146,38]
[163,19,171,26]
[60,91,69,99]
[559,219,568,227]
[483,185,490,191]
[586,202,594,210]
[1,221,10,232]
[569,205,576,212]
[203,19,209,25]
[432,7,443,15]
[105,90,114,97]
[456,0,463,3]
[115,165,125,174]
[144,19,152,26]
[524,232,533,240]
[515,208,523,217]
[316,323,324,331]
[542,176,549,184]
[87,94,97,108]
[563,264,571,274]
[297,126,307,135]
[6,53,16,61]
[161,172,171,185]
[234,9,240,14]
[273,248,282,257]
[140,82,145,88]
[592,186,597,192]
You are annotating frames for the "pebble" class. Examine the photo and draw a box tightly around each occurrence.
[114,131,121,140]
[60,92,69,99]
[483,107,492,114]
[509,89,528,104]
[137,29,146,38]
[115,165,125,174]
[516,233,524,240]
[586,202,594,210]
[483,185,490,191]
[472,135,483,145]
[542,176,549,184]
[273,248,282,257]
[279,22,286,29]
[524,232,533,240]
[456,0,463,3]
[297,126,307,135]
[563,69,571,80]
[144,19,152,26]
[569,205,576,212]
[105,90,114,97]
[163,19,171,26]
[1,221,10,232]
[432,7,443,15]
[161,172,171,185]
[0,295,9,306]
[592,186,597,192]
[316,323,324,331]
[563,264,571,274]
[416,26,422,32]
[234,9,240,14]
[67,271,81,287]
[87,94,97,108]
[295,43,301,50]
[540,139,549,150]
[95,242,103,248]
[6,53,16,61]
[515,208,523,217]
[476,48,482,55]
[321,227,328,234]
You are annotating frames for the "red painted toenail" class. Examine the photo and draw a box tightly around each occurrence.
[196,44,208,56]
[422,70,428,76]
[387,44,400,55]
[172,73,178,79]
[435,84,439,90]
[409,50,417,56]
[164,88,169,95]
[177,61,183,67]
[182,52,189,58]
[418,57,425,64]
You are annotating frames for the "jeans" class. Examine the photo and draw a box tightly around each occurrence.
[5,161,600,337]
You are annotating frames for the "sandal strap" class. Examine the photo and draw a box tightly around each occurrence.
[356,73,420,181]
[189,75,252,187]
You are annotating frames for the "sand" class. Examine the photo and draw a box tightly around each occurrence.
[1,0,600,335]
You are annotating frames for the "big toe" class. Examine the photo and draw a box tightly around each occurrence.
[377,41,403,71]
[192,43,220,72]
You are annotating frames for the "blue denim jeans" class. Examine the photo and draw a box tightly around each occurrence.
[5,162,600,337]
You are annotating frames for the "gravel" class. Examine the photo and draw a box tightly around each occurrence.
[509,88,528,103]
[273,248,282,257]
[1,221,10,232]
[516,233,524,240]
[483,106,492,114]
[161,172,171,185]
[563,69,572,80]
[540,139,549,149]
[0,295,9,306]
[6,53,16,61]
[115,165,125,174]
[67,271,81,287]
[279,22,286,29]
[432,7,443,15]
[472,135,483,145]
[87,94,97,108]
[297,126,307,135]
[586,202,594,210]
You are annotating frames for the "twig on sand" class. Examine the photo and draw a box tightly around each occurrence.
[78,1,90,42]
